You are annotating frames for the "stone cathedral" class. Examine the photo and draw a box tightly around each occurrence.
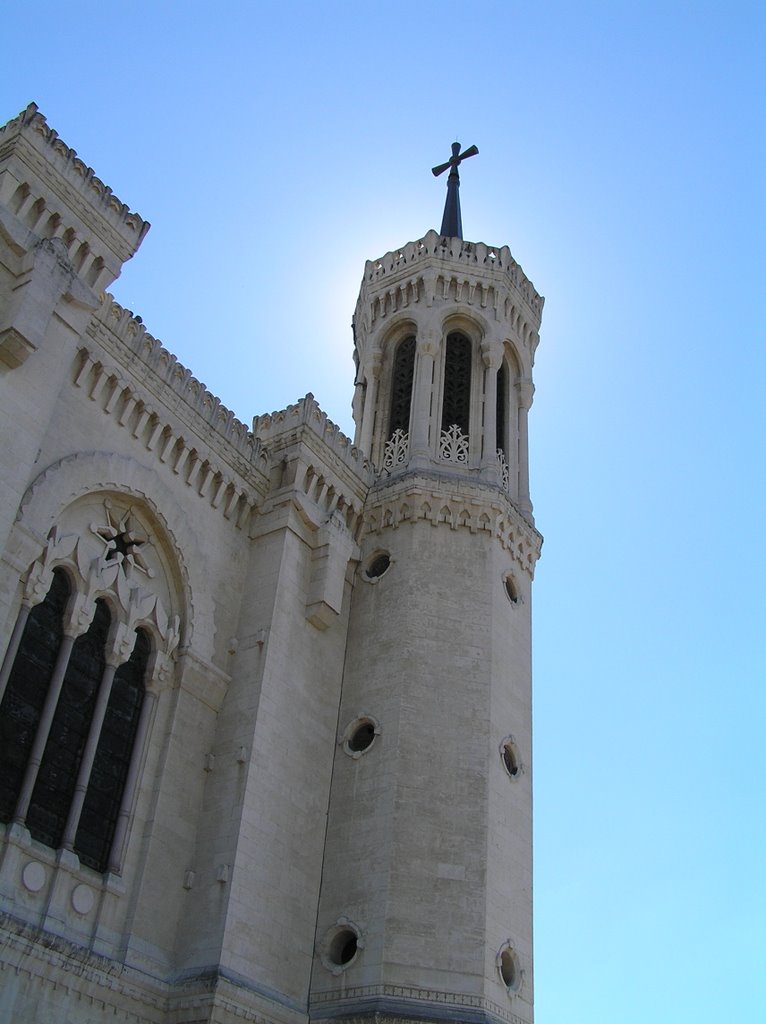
[0,105,544,1024]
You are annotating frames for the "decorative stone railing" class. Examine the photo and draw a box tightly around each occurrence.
[497,448,510,490]
[439,424,469,464]
[382,429,409,470]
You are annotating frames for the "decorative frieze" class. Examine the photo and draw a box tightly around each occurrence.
[362,475,542,576]
[0,104,149,265]
[74,345,265,532]
[310,982,529,1024]
[353,229,543,360]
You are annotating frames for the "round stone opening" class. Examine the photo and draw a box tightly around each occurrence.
[329,928,358,966]
[348,720,376,752]
[365,553,391,579]
[504,576,518,604]
[500,948,518,990]
[502,741,519,778]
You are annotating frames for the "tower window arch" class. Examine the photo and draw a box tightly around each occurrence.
[388,335,415,438]
[496,360,508,459]
[441,332,472,436]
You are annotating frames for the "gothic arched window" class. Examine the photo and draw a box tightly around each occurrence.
[0,568,70,824]
[0,573,149,873]
[388,336,415,438]
[77,629,149,872]
[25,598,111,851]
[496,361,508,459]
[441,332,472,436]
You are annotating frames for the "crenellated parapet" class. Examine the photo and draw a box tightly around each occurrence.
[0,104,149,282]
[253,394,371,631]
[353,228,543,368]
[254,393,372,483]
[91,296,264,475]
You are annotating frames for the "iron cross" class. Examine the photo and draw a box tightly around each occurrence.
[431,142,479,180]
[432,142,479,239]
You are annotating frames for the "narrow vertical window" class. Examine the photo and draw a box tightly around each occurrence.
[26,600,111,850]
[496,361,508,458]
[388,336,415,437]
[0,570,70,823]
[441,332,472,435]
[76,629,149,872]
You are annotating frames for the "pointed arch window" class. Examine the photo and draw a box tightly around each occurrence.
[388,335,415,437]
[77,629,149,872]
[0,574,149,873]
[496,361,508,459]
[0,569,70,824]
[441,332,472,436]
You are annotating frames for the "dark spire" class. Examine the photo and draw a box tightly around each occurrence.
[432,142,479,239]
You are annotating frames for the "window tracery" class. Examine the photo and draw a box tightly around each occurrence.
[440,332,472,462]
[0,497,180,874]
[388,335,415,439]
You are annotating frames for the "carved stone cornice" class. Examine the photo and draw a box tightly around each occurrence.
[362,470,543,577]
[310,983,530,1024]
[0,104,149,266]
[353,230,543,369]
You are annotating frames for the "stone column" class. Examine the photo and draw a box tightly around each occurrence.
[12,633,76,823]
[60,635,130,851]
[516,378,535,520]
[480,339,504,475]
[12,595,95,825]
[359,351,382,459]
[0,604,31,703]
[409,329,439,464]
[108,688,157,874]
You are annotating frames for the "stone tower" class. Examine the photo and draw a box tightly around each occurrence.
[309,194,544,1023]
[0,109,542,1024]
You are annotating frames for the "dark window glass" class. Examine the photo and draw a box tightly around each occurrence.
[76,629,149,872]
[26,600,111,850]
[441,333,472,435]
[496,362,508,457]
[388,336,415,437]
[0,570,70,823]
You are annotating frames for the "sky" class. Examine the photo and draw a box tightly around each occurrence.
[3,2,764,1021]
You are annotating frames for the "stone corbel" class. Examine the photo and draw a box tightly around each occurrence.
[0,237,97,369]
[416,326,440,359]
[516,377,535,410]
[480,337,504,371]
[305,510,358,630]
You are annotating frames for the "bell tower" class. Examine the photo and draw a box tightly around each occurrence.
[310,150,544,1024]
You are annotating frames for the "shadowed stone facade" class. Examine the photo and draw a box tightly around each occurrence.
[0,104,543,1024]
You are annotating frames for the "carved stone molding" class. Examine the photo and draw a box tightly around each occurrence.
[362,475,542,577]
[13,451,198,648]
[310,982,530,1024]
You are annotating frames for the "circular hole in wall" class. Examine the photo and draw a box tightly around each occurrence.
[500,737,521,779]
[504,575,518,604]
[499,947,520,992]
[348,720,376,753]
[329,928,358,966]
[342,715,380,757]
[365,552,391,580]
[501,745,520,774]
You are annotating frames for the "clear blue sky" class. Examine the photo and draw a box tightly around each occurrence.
[3,2,764,1021]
